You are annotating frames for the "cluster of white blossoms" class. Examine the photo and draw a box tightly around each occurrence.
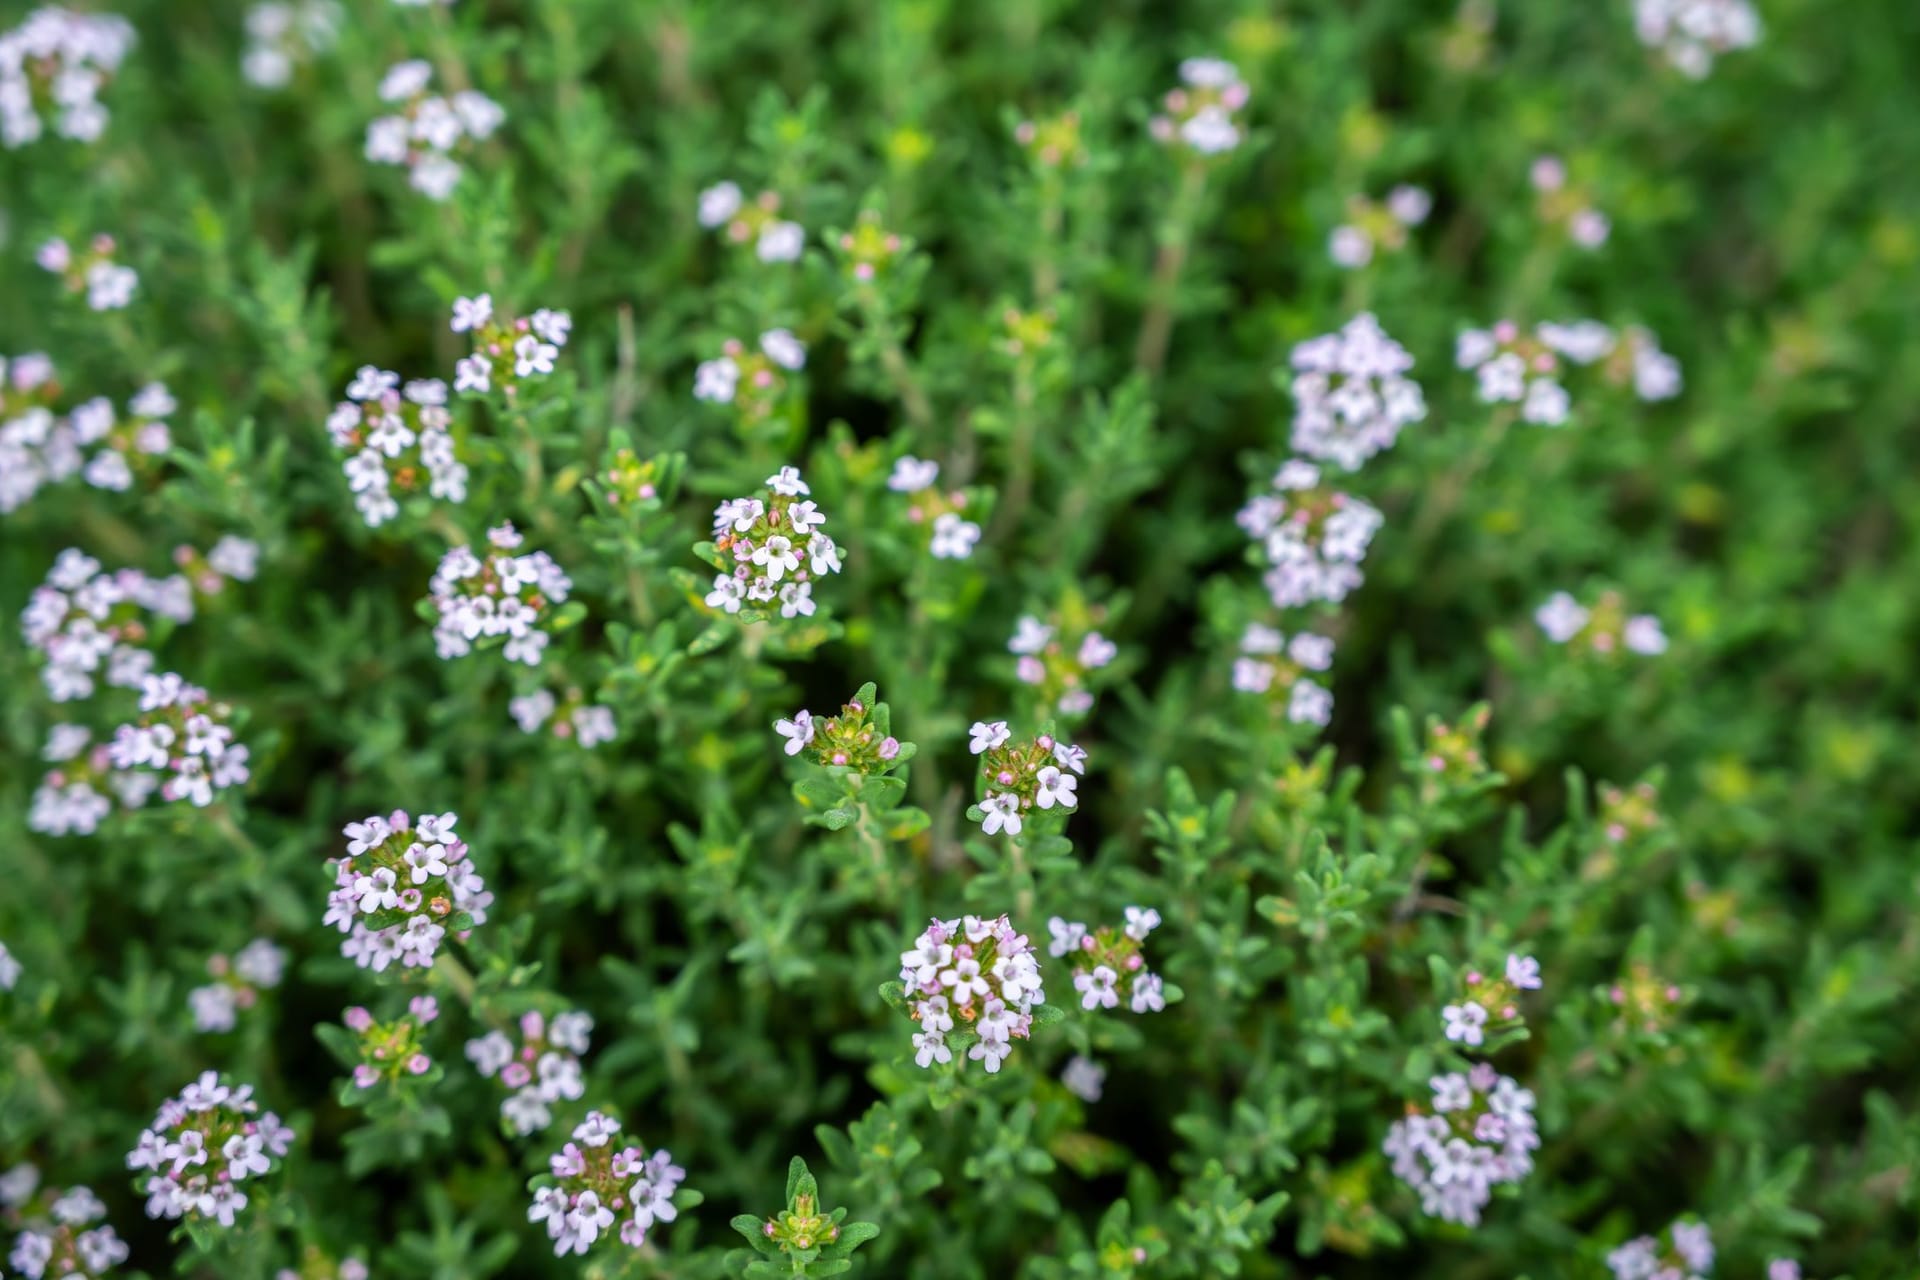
[695,181,805,262]
[529,1112,686,1257]
[693,329,807,425]
[1236,460,1384,609]
[36,234,137,310]
[1441,954,1543,1048]
[1,377,175,514]
[2,1173,129,1280]
[30,725,118,836]
[240,1,341,89]
[21,549,189,701]
[0,8,136,148]
[704,466,842,620]
[1008,613,1117,716]
[100,673,250,809]
[1288,313,1426,471]
[450,294,572,397]
[1633,0,1760,79]
[322,809,491,973]
[1049,908,1167,1016]
[888,456,983,561]
[467,1009,593,1135]
[188,938,287,1034]
[125,1072,293,1227]
[1148,56,1249,156]
[1608,1218,1717,1279]
[1536,589,1668,657]
[1231,623,1336,725]
[427,523,573,666]
[1329,185,1432,269]
[1530,156,1611,249]
[1460,318,1682,424]
[1383,1063,1540,1227]
[510,688,617,748]
[966,721,1085,837]
[1538,320,1682,402]
[327,367,467,527]
[364,60,505,200]
[899,914,1047,1074]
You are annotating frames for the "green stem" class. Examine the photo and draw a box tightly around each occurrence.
[1133,163,1208,376]
[859,292,934,429]
[431,951,478,1008]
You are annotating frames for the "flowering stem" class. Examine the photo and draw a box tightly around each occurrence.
[431,951,478,1008]
[1133,163,1208,376]
[1033,177,1065,303]
[857,291,934,428]
[986,363,1039,544]
[1408,408,1514,548]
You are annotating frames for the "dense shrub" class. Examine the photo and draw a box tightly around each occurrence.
[3,1,1918,1278]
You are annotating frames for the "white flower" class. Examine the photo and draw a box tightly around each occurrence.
[1034,766,1077,810]
[888,455,940,492]
[1047,917,1087,957]
[1624,615,1668,655]
[757,220,804,262]
[929,512,981,559]
[774,710,814,756]
[760,328,806,370]
[1329,225,1373,269]
[513,334,558,378]
[977,793,1023,836]
[968,720,1010,754]
[451,293,492,332]
[1061,1055,1105,1101]
[696,180,742,227]
[1442,1001,1488,1046]
[1535,592,1590,643]
[1075,965,1119,1010]
[1123,906,1161,941]
[765,465,809,496]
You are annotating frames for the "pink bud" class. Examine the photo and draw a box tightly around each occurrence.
[407,1054,430,1075]
[353,1064,379,1088]
[1126,954,1143,971]
[879,737,900,760]
[344,1006,373,1032]
[1465,971,1482,985]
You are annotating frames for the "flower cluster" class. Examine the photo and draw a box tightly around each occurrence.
[364,60,505,200]
[36,234,137,310]
[1231,623,1335,726]
[773,693,903,771]
[3,1175,129,1280]
[703,466,842,619]
[693,330,807,425]
[101,673,249,807]
[427,524,573,666]
[1383,1064,1539,1226]
[1236,461,1384,608]
[1008,610,1117,716]
[29,727,118,836]
[528,1112,685,1256]
[189,938,287,1033]
[467,1009,592,1135]
[696,182,805,262]
[1012,110,1088,169]
[1416,705,1495,798]
[1535,590,1668,656]
[1048,908,1167,1015]
[899,914,1047,1074]
[322,809,490,973]
[966,721,1085,837]
[1587,779,1663,877]
[1593,325,1684,401]
[327,367,466,527]
[510,688,617,747]
[1530,156,1611,249]
[1456,321,1582,424]
[887,455,982,561]
[1329,186,1431,268]
[833,211,906,282]
[1441,954,1543,1048]
[172,536,261,597]
[1608,963,1686,1036]
[125,1072,292,1227]
[1,381,176,513]
[341,996,440,1088]
[1288,313,1426,471]
[1148,56,1249,156]
[1633,0,1761,78]
[21,549,190,701]
[450,294,571,398]
[1608,1218,1716,1279]
[0,8,136,148]
[241,1,341,89]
